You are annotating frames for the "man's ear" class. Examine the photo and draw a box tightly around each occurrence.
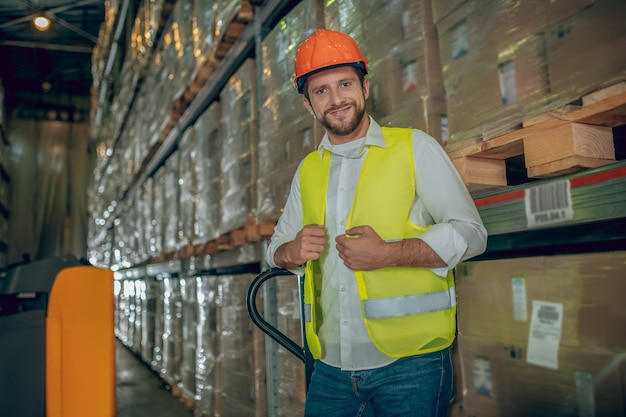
[362,77,370,100]
[303,95,314,116]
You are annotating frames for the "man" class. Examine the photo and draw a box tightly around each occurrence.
[266,29,487,417]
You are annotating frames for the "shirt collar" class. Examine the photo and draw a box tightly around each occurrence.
[316,115,387,159]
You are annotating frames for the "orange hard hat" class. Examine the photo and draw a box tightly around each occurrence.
[293,29,369,94]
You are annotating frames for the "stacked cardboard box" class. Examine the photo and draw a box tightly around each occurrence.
[276,275,307,416]
[193,102,223,245]
[256,0,325,224]
[455,251,626,416]
[214,274,266,417]
[436,0,626,146]
[219,59,258,233]
[325,0,447,142]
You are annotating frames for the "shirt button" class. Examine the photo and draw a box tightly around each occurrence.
[343,321,348,326]
[340,220,345,226]
[339,186,345,192]
[340,287,346,292]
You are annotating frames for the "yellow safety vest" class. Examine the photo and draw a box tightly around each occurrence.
[300,127,456,359]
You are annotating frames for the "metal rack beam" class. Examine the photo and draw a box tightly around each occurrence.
[473,160,626,259]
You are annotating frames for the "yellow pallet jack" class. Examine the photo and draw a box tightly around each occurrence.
[0,255,116,417]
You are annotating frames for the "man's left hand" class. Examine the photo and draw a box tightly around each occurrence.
[335,225,390,271]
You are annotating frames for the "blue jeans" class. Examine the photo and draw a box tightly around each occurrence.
[304,348,453,417]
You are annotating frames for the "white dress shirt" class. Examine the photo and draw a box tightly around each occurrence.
[266,117,487,370]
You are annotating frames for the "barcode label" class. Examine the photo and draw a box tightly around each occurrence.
[537,304,560,323]
[525,180,573,228]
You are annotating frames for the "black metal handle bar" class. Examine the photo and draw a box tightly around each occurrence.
[246,268,305,363]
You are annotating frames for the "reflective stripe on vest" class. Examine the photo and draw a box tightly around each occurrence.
[363,287,456,319]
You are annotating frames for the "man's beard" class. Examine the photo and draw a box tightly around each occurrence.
[319,101,366,137]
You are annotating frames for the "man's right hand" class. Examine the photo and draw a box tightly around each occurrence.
[275,224,326,269]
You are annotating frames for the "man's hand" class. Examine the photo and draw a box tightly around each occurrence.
[336,225,447,271]
[335,225,388,271]
[275,224,326,269]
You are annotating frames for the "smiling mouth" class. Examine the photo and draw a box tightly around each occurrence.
[327,105,351,118]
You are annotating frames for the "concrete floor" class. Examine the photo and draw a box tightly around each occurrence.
[115,340,193,417]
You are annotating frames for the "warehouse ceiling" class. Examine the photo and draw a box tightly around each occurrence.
[0,0,105,122]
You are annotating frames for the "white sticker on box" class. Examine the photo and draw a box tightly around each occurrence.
[402,10,410,40]
[511,277,527,321]
[575,371,595,417]
[472,357,493,397]
[525,180,573,228]
[527,300,563,369]
[441,116,449,147]
[450,20,469,60]
[402,61,418,93]
[498,61,517,105]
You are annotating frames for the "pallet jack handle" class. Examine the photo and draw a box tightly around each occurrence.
[246,268,305,363]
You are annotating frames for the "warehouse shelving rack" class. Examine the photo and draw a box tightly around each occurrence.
[472,159,626,260]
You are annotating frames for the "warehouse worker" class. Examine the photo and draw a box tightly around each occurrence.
[266,29,487,417]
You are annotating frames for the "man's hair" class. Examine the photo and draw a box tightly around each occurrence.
[303,67,367,102]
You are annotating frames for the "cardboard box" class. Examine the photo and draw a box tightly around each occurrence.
[456,252,626,353]
[326,0,446,138]
[437,0,550,144]
[545,0,626,102]
[458,335,626,417]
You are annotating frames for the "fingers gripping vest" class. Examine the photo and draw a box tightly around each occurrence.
[300,127,456,359]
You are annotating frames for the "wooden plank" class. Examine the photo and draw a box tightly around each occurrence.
[527,156,615,178]
[523,123,614,169]
[257,223,275,238]
[452,156,507,189]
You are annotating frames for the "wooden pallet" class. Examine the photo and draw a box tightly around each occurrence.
[448,82,626,193]
[174,0,255,112]
[170,219,275,261]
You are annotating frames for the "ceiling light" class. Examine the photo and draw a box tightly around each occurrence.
[33,15,51,31]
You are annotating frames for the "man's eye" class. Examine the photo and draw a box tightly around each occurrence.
[315,88,326,95]
[341,81,351,88]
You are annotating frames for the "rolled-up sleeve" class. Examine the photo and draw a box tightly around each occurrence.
[411,130,488,277]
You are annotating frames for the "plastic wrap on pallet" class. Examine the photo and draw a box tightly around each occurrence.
[132,279,145,353]
[151,170,164,257]
[170,0,196,99]
[215,274,265,417]
[257,0,324,224]
[140,52,172,146]
[135,179,150,263]
[455,251,626,417]
[179,126,199,249]
[191,0,217,76]
[214,0,253,43]
[437,0,626,146]
[325,0,447,142]
[180,276,198,403]
[161,277,183,385]
[152,279,165,372]
[276,275,306,416]
[163,151,181,254]
[142,277,158,364]
[195,275,218,417]
[219,59,257,234]
[194,101,223,245]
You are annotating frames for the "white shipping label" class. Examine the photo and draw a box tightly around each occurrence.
[525,180,573,228]
[450,20,469,60]
[511,277,528,321]
[441,115,449,147]
[402,61,418,93]
[472,357,493,397]
[575,371,596,417]
[527,300,563,369]
[498,61,517,105]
